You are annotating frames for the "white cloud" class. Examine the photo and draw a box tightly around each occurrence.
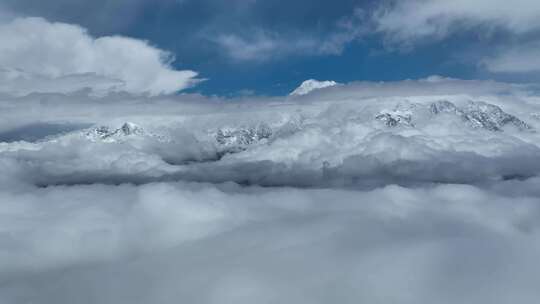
[1,77,540,191]
[2,178,540,303]
[483,42,540,73]
[0,17,199,96]
[214,32,283,61]
[214,30,348,62]
[374,0,540,43]
[371,1,540,78]
[2,78,540,303]
[213,10,365,61]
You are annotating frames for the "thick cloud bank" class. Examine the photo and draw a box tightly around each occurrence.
[2,78,540,303]
[0,17,198,96]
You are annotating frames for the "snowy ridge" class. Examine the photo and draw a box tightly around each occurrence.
[20,99,533,164]
[376,100,533,131]
[80,122,170,143]
[8,99,532,165]
[462,101,532,131]
[214,123,273,154]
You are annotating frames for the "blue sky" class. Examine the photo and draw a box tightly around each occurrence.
[2,0,540,96]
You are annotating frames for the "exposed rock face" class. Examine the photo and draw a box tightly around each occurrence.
[86,126,114,139]
[375,113,413,127]
[429,100,461,115]
[118,122,144,136]
[375,102,416,128]
[49,101,532,165]
[215,123,273,153]
[83,122,151,142]
[463,101,532,131]
[377,100,532,131]
[430,100,532,131]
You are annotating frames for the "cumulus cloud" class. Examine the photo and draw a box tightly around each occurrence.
[2,78,540,303]
[0,17,199,96]
[373,0,540,43]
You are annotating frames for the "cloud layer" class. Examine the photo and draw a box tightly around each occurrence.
[1,5,540,301]
[0,17,198,96]
[483,42,540,73]
[2,78,540,303]
[2,173,540,303]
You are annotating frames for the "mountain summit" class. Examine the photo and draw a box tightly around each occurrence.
[290,79,338,96]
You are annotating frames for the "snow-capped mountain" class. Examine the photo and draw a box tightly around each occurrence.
[213,123,273,155]
[6,98,533,173]
[375,102,417,127]
[376,100,532,131]
[36,99,533,162]
[290,79,338,96]
[375,112,414,127]
[82,122,148,142]
[461,101,532,131]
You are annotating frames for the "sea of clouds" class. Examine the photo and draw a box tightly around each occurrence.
[1,16,540,304]
[1,74,540,303]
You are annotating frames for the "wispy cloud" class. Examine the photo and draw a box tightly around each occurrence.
[211,9,366,62]
[371,0,540,78]
[373,0,540,43]
[482,42,540,73]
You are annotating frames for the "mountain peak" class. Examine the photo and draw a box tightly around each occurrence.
[290,79,338,96]
[119,122,144,136]
[82,122,146,142]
